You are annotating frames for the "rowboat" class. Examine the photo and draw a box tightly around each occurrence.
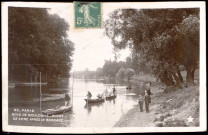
[106,95,117,100]
[33,96,64,102]
[8,83,16,88]
[42,105,72,115]
[16,82,48,86]
[126,85,132,90]
[84,98,105,103]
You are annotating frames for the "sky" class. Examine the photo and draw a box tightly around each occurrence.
[49,3,131,71]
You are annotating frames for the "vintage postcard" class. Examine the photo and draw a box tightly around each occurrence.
[2,1,206,133]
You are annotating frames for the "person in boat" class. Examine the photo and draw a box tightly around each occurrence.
[98,93,104,99]
[138,95,144,112]
[65,93,71,106]
[144,90,151,113]
[128,85,132,89]
[107,86,111,93]
[104,88,109,97]
[112,86,116,96]
[97,93,103,99]
[87,91,92,99]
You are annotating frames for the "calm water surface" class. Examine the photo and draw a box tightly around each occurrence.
[9,79,142,127]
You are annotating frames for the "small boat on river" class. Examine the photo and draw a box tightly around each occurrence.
[42,105,72,115]
[41,72,73,116]
[33,96,65,102]
[126,85,132,90]
[16,82,48,86]
[8,83,16,88]
[84,98,105,103]
[105,95,117,100]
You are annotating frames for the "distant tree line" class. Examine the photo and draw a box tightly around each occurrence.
[101,58,136,83]
[74,69,97,79]
[105,8,199,88]
[8,7,74,82]
[73,57,136,83]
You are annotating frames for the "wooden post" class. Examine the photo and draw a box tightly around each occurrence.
[71,71,75,106]
[40,72,42,112]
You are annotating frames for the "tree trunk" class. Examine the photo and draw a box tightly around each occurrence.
[30,72,32,83]
[26,66,28,81]
[166,67,184,88]
[176,66,183,82]
[186,66,194,85]
[191,67,196,81]
[127,75,130,85]
[34,71,39,82]
[159,71,174,86]
[46,72,48,82]
[172,73,183,89]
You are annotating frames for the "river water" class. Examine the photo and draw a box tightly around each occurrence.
[9,79,143,127]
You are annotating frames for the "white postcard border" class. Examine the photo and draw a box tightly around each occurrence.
[2,1,206,133]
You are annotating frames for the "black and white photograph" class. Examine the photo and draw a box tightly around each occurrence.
[2,1,206,133]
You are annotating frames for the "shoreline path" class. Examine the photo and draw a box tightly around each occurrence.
[114,103,159,127]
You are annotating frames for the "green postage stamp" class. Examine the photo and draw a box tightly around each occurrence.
[74,2,102,28]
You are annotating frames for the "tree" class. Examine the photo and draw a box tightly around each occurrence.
[125,56,132,68]
[174,15,199,84]
[116,67,126,81]
[96,68,104,78]
[8,7,74,82]
[105,8,199,87]
[102,60,125,79]
[125,68,135,84]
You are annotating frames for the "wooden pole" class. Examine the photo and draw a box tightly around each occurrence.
[40,72,42,112]
[84,75,89,106]
[71,71,75,106]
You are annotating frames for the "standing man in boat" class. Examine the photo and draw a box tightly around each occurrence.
[104,88,109,97]
[112,86,116,96]
[65,93,71,106]
[87,91,92,99]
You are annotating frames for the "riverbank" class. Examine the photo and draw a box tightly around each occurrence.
[114,75,199,127]
[114,81,161,127]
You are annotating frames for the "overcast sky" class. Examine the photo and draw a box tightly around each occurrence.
[49,3,131,71]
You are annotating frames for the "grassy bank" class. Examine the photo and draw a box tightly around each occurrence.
[114,72,199,127]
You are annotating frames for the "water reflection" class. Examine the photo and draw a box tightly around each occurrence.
[84,102,104,115]
[9,79,145,127]
[108,99,116,105]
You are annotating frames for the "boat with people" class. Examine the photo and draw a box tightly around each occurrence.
[41,71,74,116]
[126,85,132,90]
[42,105,72,116]
[85,90,105,103]
[104,85,117,100]
[105,95,117,100]
[84,98,105,103]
